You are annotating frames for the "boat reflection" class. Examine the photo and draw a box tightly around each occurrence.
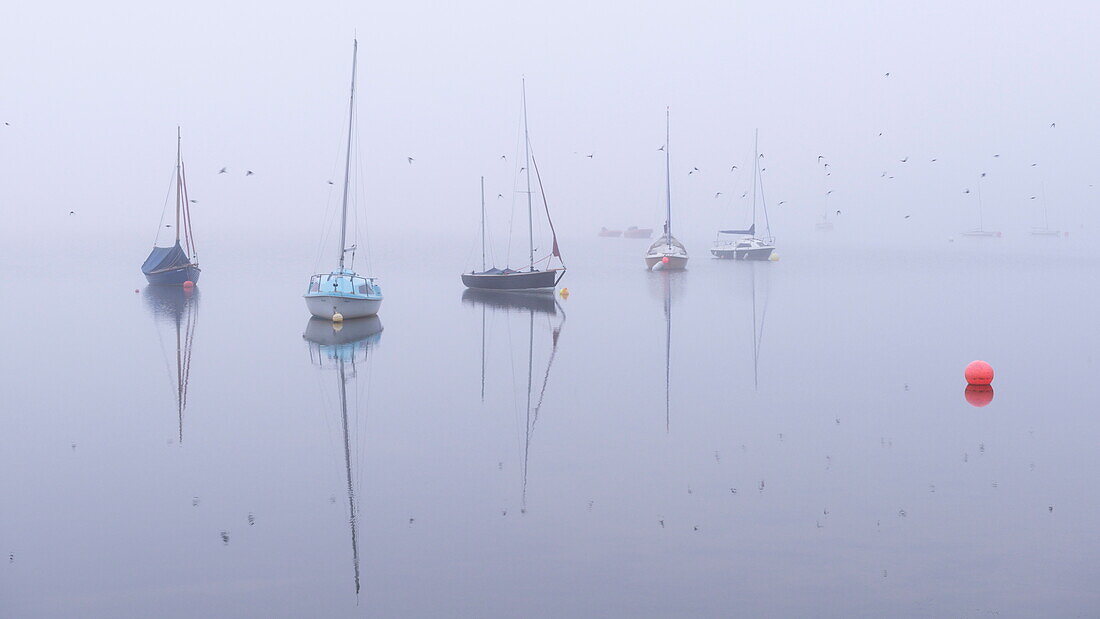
[463,290,564,511]
[648,271,681,431]
[748,262,770,391]
[143,285,199,443]
[302,316,383,597]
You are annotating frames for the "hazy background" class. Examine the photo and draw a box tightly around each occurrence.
[2,0,1100,264]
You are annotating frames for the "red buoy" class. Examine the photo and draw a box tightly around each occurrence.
[964,384,994,407]
[965,360,994,385]
[662,256,670,264]
[183,280,195,289]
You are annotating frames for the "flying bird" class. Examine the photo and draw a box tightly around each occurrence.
[327,180,334,185]
[823,163,830,168]
[189,199,198,204]
[245,170,254,176]
[586,154,594,158]
[817,155,825,162]
[497,193,503,199]
[963,189,970,194]
[407,157,414,164]
[826,190,834,194]
[1050,122,1056,128]
[740,191,748,198]
[657,145,665,151]
[500,155,507,160]
[218,167,228,174]
[519,167,526,172]
[1030,163,1038,167]
[993,154,1000,158]
[900,157,909,163]
[730,165,738,171]
[714,192,722,198]
[980,172,987,177]
[69,210,74,215]
[836,210,842,215]
[1029,196,1037,200]
[931,158,938,162]
[778,201,786,205]
[904,215,910,219]
[884,72,891,77]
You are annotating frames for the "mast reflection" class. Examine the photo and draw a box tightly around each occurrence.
[303,316,382,598]
[462,290,564,511]
[143,285,199,443]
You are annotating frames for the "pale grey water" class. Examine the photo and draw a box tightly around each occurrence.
[1,233,1098,617]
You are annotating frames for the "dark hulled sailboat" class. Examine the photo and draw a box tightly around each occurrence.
[462,80,565,291]
[142,128,200,286]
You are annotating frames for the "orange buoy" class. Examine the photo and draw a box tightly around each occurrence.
[183,280,195,289]
[964,384,994,407]
[965,360,994,385]
[559,287,570,299]
[662,256,670,264]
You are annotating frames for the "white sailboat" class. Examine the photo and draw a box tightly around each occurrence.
[304,39,383,320]
[961,172,1001,238]
[645,107,688,270]
[1030,182,1063,237]
[712,130,775,260]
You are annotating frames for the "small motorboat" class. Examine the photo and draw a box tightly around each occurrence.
[599,227,623,237]
[623,226,653,239]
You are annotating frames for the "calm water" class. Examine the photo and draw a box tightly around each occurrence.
[1,233,1098,617]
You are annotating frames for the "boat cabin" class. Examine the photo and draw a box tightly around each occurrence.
[307,270,382,298]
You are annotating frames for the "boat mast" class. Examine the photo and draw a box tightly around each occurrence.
[1041,181,1049,230]
[175,127,182,243]
[751,129,759,233]
[338,39,359,270]
[480,176,486,271]
[976,174,985,231]
[522,79,534,271]
[665,107,672,250]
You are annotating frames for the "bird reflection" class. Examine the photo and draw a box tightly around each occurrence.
[143,286,199,443]
[462,289,564,512]
[303,315,383,598]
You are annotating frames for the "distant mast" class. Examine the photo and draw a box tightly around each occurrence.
[665,107,672,250]
[480,176,486,271]
[522,79,534,271]
[338,39,359,270]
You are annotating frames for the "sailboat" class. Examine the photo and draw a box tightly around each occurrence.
[645,108,689,270]
[712,130,775,260]
[463,289,564,512]
[1030,182,1063,237]
[961,173,1001,238]
[305,39,383,320]
[463,80,566,291]
[303,315,383,597]
[143,285,199,443]
[142,128,200,286]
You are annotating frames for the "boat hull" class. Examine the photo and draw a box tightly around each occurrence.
[304,294,382,320]
[710,248,738,259]
[734,246,774,261]
[462,269,560,291]
[645,255,688,270]
[145,265,201,286]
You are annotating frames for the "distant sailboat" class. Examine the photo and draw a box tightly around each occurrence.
[961,173,1001,238]
[142,128,200,286]
[303,315,383,598]
[463,80,566,291]
[143,285,199,443]
[645,108,688,270]
[305,39,383,320]
[1030,182,1064,237]
[712,130,775,260]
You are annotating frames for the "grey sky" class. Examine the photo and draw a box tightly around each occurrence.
[2,1,1098,255]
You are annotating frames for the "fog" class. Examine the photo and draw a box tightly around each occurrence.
[3,1,1099,261]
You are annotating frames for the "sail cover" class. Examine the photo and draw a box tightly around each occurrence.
[142,241,191,274]
[719,224,755,236]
